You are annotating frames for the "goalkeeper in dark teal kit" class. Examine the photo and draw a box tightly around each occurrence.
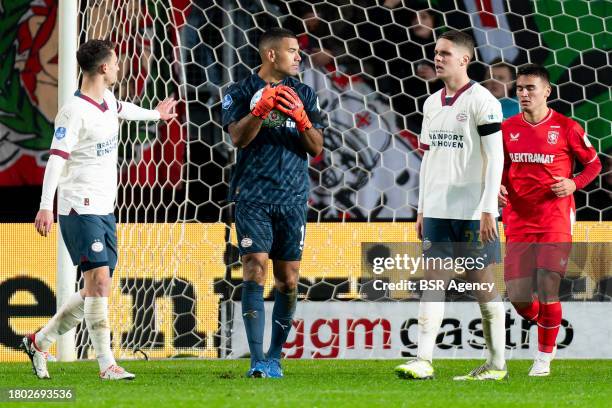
[221,28,324,378]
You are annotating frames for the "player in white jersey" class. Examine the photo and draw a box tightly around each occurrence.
[394,31,507,381]
[22,39,177,380]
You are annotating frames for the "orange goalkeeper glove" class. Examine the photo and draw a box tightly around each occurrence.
[251,84,277,120]
[275,86,313,132]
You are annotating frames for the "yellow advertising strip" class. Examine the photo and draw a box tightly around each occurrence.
[1,223,227,362]
[1,222,610,362]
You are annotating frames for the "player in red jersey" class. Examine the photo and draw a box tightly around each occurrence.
[499,64,601,376]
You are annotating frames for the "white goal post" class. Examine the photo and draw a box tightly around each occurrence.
[56,0,79,363]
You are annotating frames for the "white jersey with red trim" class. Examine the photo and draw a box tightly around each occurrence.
[419,81,503,220]
[50,89,120,215]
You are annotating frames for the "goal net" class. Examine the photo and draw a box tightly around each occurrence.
[72,0,611,360]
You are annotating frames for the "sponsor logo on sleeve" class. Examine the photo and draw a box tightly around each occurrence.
[54,127,67,140]
[222,94,233,110]
[241,237,253,248]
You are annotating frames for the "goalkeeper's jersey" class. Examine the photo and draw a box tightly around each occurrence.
[419,81,503,220]
[222,73,325,205]
[50,89,120,215]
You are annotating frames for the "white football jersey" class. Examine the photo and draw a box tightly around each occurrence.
[50,89,121,215]
[419,81,502,220]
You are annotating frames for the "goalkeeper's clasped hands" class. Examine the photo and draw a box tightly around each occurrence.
[251,83,313,132]
[275,86,312,132]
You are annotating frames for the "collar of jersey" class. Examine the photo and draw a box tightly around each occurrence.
[253,73,291,88]
[521,108,553,127]
[75,90,109,112]
[441,80,475,107]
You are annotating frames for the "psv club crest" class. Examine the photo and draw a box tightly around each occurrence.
[547,130,559,145]
[456,112,468,122]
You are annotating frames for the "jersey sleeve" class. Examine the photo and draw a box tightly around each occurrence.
[221,84,249,132]
[567,120,601,190]
[50,104,82,158]
[419,99,431,150]
[567,120,598,165]
[106,89,161,121]
[301,85,325,129]
[474,93,503,136]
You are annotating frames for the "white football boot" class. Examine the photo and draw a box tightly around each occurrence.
[21,334,50,379]
[100,365,136,380]
[394,358,434,380]
[529,346,556,377]
[453,362,508,381]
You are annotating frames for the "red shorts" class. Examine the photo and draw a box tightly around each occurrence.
[504,232,572,281]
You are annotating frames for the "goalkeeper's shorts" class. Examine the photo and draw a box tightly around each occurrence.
[504,232,572,280]
[58,212,117,275]
[422,217,500,269]
[234,200,307,261]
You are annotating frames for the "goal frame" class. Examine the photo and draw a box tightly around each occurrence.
[56,0,79,362]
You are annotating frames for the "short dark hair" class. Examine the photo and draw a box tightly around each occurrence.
[258,28,298,53]
[76,39,114,74]
[517,64,550,84]
[438,30,475,60]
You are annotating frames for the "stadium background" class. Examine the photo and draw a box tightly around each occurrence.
[0,0,610,362]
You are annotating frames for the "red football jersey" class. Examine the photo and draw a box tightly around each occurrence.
[501,109,598,236]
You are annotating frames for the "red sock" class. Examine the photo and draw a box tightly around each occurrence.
[537,302,562,353]
[514,299,540,321]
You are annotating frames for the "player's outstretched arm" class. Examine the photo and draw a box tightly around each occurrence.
[275,86,323,156]
[118,97,178,122]
[35,155,67,237]
[154,97,179,121]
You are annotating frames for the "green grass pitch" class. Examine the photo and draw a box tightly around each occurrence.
[1,359,610,407]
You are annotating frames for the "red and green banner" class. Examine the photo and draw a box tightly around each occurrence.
[0,0,186,187]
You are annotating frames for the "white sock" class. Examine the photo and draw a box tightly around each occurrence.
[84,297,116,371]
[416,301,445,362]
[35,291,84,352]
[537,350,553,362]
[479,296,506,369]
